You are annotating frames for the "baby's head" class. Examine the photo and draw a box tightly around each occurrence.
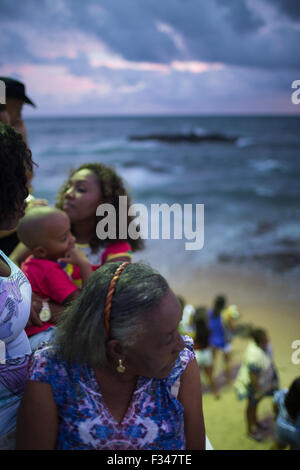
[18,206,75,261]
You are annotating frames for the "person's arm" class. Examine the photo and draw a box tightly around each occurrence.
[26,291,44,327]
[58,247,93,287]
[273,390,281,418]
[16,381,59,450]
[177,357,206,450]
[25,292,66,327]
[273,402,279,418]
[9,242,31,266]
[47,300,66,323]
[227,316,236,331]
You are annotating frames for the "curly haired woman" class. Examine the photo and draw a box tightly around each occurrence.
[0,123,34,449]
[56,162,144,267]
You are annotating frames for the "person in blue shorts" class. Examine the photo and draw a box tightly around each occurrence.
[194,307,219,399]
[207,295,232,384]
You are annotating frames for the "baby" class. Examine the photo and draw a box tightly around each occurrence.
[18,206,95,350]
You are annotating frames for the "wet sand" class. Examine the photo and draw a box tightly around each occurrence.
[170,264,300,450]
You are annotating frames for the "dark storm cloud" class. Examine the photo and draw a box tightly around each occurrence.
[1,0,300,69]
[216,0,265,33]
[0,0,299,116]
[265,0,300,21]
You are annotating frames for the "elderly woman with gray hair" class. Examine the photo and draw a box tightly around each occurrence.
[16,261,206,450]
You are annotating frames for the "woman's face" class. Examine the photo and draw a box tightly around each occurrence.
[123,290,185,379]
[62,168,102,224]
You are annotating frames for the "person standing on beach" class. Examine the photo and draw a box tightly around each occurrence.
[207,295,233,384]
[194,307,220,399]
[234,328,279,442]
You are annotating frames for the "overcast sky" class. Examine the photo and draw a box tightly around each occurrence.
[1,0,300,116]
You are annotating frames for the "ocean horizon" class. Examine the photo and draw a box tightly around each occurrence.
[25,113,300,119]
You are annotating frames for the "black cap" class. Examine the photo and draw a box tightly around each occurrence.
[0,77,36,107]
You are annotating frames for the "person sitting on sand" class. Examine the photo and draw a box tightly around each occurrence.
[234,328,279,442]
[18,206,95,352]
[272,377,300,450]
[16,261,206,450]
[194,306,219,399]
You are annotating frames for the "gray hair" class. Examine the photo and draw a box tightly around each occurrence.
[55,262,169,367]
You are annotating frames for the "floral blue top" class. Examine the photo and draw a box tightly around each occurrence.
[28,335,195,450]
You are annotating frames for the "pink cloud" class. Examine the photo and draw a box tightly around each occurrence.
[89,53,170,74]
[89,52,224,75]
[171,61,224,73]
[0,64,111,104]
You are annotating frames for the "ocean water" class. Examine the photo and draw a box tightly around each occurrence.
[26,115,300,280]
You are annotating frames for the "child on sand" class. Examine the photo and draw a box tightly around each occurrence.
[234,328,279,442]
[272,377,300,450]
[17,206,95,351]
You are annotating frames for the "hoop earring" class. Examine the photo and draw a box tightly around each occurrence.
[117,359,125,373]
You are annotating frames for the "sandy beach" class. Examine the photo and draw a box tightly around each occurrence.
[169,264,300,450]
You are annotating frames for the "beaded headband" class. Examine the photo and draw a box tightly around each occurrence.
[104,262,130,338]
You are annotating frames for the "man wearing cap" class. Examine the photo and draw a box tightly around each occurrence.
[0,77,37,256]
[0,77,36,144]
